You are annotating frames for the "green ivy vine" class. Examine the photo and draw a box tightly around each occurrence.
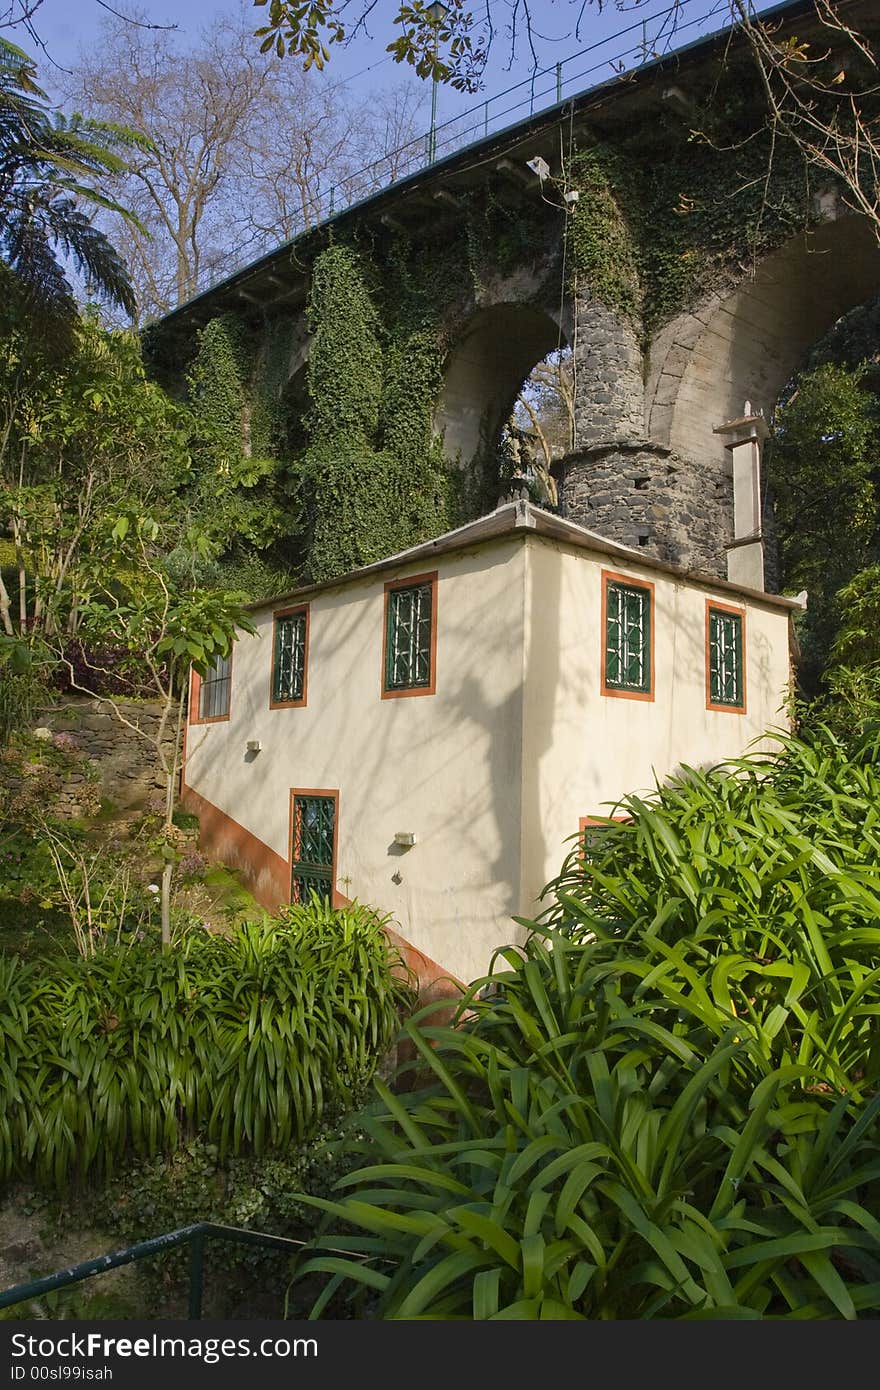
[300,240,461,582]
[566,62,818,335]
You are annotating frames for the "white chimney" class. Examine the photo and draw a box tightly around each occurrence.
[713,402,769,590]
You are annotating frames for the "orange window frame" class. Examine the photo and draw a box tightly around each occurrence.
[600,569,655,703]
[381,570,438,700]
[288,787,341,908]
[189,648,234,726]
[705,598,747,714]
[270,603,310,710]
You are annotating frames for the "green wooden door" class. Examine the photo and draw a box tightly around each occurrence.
[291,794,335,904]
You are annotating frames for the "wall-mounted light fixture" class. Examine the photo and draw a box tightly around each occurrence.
[246,739,262,753]
[526,155,550,182]
[393,831,417,848]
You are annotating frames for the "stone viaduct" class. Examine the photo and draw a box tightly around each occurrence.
[150,0,880,592]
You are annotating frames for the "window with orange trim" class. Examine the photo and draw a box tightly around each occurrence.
[382,572,437,698]
[271,605,309,708]
[706,601,746,712]
[601,570,654,701]
[191,652,232,723]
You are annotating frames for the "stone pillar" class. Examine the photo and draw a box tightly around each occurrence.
[557,289,732,577]
[571,292,644,445]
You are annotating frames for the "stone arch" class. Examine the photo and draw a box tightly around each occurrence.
[435,302,569,465]
[647,215,880,469]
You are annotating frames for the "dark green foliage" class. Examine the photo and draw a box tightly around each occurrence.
[0,904,413,1190]
[813,567,880,742]
[183,314,302,597]
[567,144,642,322]
[459,184,553,296]
[74,1125,371,1317]
[296,732,880,1319]
[186,314,251,455]
[307,244,384,446]
[300,242,460,583]
[381,326,444,466]
[304,439,455,583]
[767,363,880,689]
[250,319,293,460]
[302,245,380,447]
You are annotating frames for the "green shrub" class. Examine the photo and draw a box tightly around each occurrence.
[295,732,880,1319]
[0,903,413,1190]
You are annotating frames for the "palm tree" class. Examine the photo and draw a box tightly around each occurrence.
[0,37,141,333]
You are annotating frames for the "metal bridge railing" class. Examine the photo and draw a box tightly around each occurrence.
[168,0,734,314]
[0,1222,309,1321]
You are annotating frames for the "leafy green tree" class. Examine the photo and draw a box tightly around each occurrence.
[71,515,255,945]
[0,38,141,332]
[0,309,191,641]
[816,565,880,741]
[767,362,879,690]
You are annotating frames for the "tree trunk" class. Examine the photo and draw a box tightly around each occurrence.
[160,858,173,948]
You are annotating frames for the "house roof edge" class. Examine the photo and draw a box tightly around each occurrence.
[245,501,806,614]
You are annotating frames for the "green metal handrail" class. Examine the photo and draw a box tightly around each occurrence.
[0,1221,308,1320]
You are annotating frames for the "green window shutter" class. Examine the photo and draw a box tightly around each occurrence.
[291,794,335,904]
[605,582,650,694]
[273,611,306,703]
[199,653,231,718]
[709,608,743,706]
[385,582,433,691]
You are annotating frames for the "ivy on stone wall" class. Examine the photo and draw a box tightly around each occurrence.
[566,145,642,323]
[187,313,252,456]
[461,185,553,298]
[250,319,295,460]
[631,121,812,333]
[300,240,461,583]
[565,63,817,335]
[182,314,302,597]
[307,243,384,446]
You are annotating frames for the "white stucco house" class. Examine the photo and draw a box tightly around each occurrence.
[182,499,801,992]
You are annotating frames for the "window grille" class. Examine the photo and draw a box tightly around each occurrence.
[273,610,307,704]
[385,581,433,691]
[198,653,231,719]
[605,581,651,694]
[291,794,335,904]
[709,607,743,707]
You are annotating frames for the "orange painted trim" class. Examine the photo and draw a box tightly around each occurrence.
[269,603,310,710]
[189,646,234,725]
[288,787,342,908]
[180,785,460,1005]
[181,783,290,912]
[381,570,438,700]
[705,598,747,715]
[600,569,655,702]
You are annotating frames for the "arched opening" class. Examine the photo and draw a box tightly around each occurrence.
[647,215,880,471]
[435,303,567,471]
[501,345,573,507]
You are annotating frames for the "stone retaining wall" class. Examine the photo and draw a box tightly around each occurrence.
[37,697,179,814]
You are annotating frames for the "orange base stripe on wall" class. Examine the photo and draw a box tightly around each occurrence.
[180,784,463,1007]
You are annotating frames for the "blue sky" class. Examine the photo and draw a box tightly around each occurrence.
[30,0,785,134]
